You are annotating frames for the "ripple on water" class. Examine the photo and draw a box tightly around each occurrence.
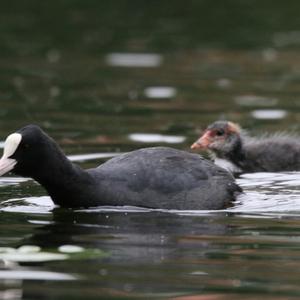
[0,270,75,281]
[239,172,300,188]
[0,177,30,187]
[235,95,278,107]
[0,196,54,214]
[233,172,300,214]
[128,133,186,143]
[251,109,288,120]
[105,53,163,67]
[144,86,177,99]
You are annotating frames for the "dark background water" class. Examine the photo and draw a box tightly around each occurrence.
[1,1,300,299]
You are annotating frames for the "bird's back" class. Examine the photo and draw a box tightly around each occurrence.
[244,136,300,172]
[88,147,239,210]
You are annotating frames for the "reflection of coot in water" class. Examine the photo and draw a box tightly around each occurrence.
[26,208,230,263]
[192,120,300,174]
[21,209,231,298]
[0,125,241,210]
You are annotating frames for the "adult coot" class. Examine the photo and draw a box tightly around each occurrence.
[0,125,241,209]
[191,120,300,174]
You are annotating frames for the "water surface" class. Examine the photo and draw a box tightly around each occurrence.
[1,1,300,299]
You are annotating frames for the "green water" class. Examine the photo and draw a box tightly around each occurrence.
[1,1,300,299]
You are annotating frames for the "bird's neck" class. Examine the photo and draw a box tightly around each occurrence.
[227,139,246,166]
[213,136,246,173]
[33,157,95,207]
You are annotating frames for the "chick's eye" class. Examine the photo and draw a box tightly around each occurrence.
[216,129,224,136]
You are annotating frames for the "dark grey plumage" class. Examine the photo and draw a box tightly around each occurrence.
[1,125,241,210]
[242,135,300,172]
[89,147,240,210]
[192,120,300,174]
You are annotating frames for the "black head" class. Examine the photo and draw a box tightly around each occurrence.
[191,120,242,157]
[0,125,64,179]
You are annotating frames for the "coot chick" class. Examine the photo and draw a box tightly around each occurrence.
[191,120,300,174]
[0,125,241,210]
